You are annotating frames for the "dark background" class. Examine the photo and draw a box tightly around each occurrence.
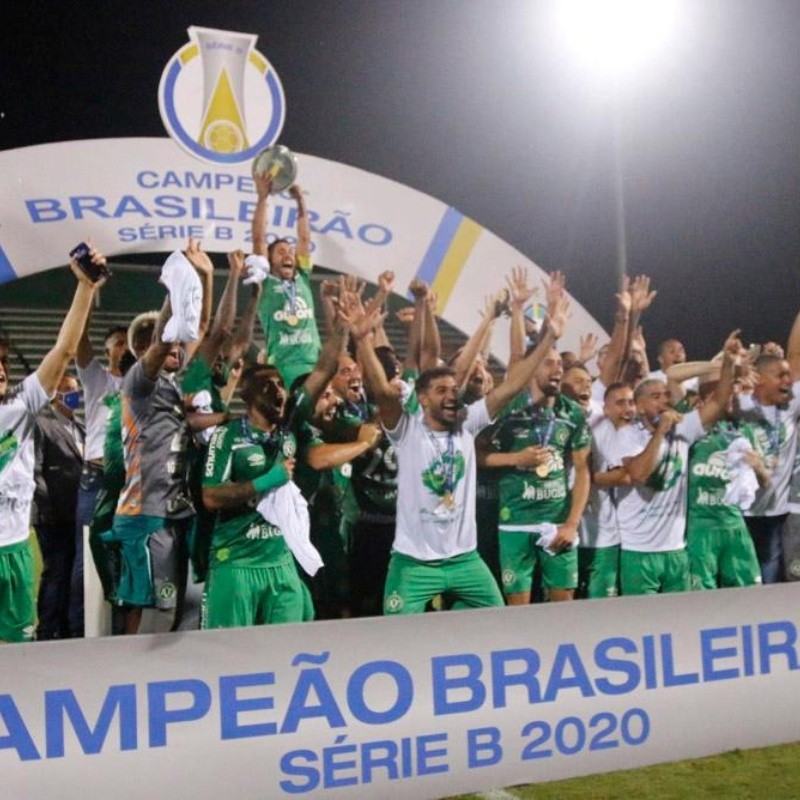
[3,0,800,359]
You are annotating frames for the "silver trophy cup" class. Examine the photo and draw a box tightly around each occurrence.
[251,144,298,194]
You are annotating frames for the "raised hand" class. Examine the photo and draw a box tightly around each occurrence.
[185,238,213,275]
[579,332,599,364]
[408,278,429,300]
[255,173,273,200]
[615,275,632,314]
[395,307,416,325]
[227,249,246,275]
[506,265,537,308]
[630,274,657,314]
[378,270,395,294]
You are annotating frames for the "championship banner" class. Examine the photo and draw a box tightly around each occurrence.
[2,585,799,798]
[0,138,606,361]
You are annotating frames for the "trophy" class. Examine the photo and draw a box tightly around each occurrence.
[251,144,298,193]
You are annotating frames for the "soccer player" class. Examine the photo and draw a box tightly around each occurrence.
[613,331,741,595]
[345,272,570,615]
[200,313,348,629]
[250,175,320,389]
[479,346,590,604]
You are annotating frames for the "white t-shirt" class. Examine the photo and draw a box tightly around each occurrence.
[737,383,800,517]
[0,373,49,546]
[386,398,492,561]
[77,359,122,462]
[612,410,705,552]
[580,417,624,549]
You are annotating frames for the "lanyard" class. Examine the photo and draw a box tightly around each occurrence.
[534,408,556,448]
[282,279,297,316]
[753,399,782,456]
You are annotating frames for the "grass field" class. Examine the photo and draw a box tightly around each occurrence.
[450,742,800,799]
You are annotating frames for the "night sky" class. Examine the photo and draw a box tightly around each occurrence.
[3,0,800,360]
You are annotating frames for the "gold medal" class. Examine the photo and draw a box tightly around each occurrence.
[442,492,456,509]
[535,463,551,478]
[286,314,298,327]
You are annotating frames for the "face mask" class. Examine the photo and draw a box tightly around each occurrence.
[59,390,82,410]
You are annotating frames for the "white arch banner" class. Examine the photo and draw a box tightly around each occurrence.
[0,138,606,361]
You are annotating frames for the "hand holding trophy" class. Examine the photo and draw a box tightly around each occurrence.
[251,144,298,194]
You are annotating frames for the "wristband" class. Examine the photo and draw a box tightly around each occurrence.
[252,463,289,494]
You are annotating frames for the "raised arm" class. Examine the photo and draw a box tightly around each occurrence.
[452,290,503,389]
[37,252,104,396]
[300,308,349,406]
[228,281,262,365]
[184,238,215,362]
[76,307,95,369]
[139,295,173,382]
[698,330,741,429]
[289,185,311,261]
[507,266,536,368]
[484,273,569,419]
[251,174,272,257]
[408,279,442,373]
[196,249,243,364]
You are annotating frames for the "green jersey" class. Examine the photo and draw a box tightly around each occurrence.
[328,401,398,519]
[180,353,227,414]
[487,392,590,526]
[203,418,296,567]
[257,256,320,380]
[687,422,756,525]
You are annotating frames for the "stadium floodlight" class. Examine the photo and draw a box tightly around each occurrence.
[553,0,681,78]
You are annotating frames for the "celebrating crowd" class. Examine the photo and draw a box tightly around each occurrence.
[1,173,797,643]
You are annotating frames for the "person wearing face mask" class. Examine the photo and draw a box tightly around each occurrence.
[32,375,85,639]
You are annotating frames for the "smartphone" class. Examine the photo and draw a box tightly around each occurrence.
[69,242,109,282]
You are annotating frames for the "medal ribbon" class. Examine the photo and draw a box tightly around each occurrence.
[753,399,781,457]
[283,279,298,317]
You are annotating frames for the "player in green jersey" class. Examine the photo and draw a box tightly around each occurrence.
[248,174,320,389]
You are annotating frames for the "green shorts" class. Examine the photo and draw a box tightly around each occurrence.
[0,538,35,643]
[620,549,689,595]
[201,555,309,629]
[578,545,620,599]
[383,550,503,615]
[499,529,578,594]
[687,518,761,589]
[108,515,189,610]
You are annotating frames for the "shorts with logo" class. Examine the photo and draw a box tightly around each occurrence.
[107,515,189,609]
[687,518,761,589]
[578,545,620,599]
[499,529,578,594]
[620,549,689,595]
[0,538,35,643]
[201,554,308,629]
[383,550,503,615]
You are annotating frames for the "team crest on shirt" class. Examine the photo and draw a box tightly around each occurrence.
[554,426,570,447]
[384,591,404,613]
[0,431,18,475]
[282,438,297,458]
[421,452,465,498]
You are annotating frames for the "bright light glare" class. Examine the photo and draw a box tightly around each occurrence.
[554,0,681,77]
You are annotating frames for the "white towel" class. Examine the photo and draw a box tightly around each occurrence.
[257,481,323,576]
[723,436,759,511]
[159,250,202,343]
[189,389,216,446]
[244,254,270,286]
[533,522,577,556]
